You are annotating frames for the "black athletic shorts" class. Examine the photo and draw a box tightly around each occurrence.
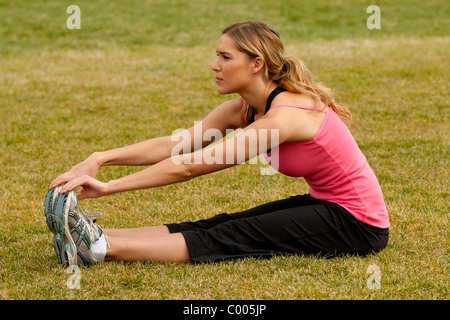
[166,194,389,264]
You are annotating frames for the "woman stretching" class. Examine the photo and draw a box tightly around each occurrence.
[45,21,389,267]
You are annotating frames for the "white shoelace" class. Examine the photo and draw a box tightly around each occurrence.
[75,202,109,248]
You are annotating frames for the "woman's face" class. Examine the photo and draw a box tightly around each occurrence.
[212,34,256,95]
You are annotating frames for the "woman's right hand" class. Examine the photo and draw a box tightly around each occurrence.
[49,153,102,189]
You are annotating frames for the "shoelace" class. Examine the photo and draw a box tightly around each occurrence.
[71,197,102,241]
[75,201,109,248]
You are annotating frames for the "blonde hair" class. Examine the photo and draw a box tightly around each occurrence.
[222,21,352,124]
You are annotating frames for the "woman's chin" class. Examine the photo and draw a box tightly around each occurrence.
[217,85,234,95]
[217,87,228,95]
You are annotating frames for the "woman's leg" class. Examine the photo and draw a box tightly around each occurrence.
[169,195,388,263]
[103,225,170,238]
[105,232,190,263]
[104,195,308,240]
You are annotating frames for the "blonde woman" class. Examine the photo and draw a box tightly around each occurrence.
[45,21,389,267]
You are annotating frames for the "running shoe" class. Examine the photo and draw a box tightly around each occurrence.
[44,185,62,226]
[45,187,103,267]
[44,187,76,267]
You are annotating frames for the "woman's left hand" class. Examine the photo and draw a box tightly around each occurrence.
[60,175,109,200]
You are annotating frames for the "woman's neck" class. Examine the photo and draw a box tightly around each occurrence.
[239,80,277,114]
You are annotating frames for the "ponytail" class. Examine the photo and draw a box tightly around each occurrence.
[277,56,352,125]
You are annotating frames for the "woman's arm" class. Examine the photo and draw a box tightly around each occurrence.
[99,97,246,167]
[51,98,245,190]
[49,136,174,189]
[62,111,289,199]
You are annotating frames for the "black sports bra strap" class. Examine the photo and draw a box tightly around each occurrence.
[247,87,287,125]
[265,87,287,114]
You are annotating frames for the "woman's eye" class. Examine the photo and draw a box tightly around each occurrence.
[216,53,230,60]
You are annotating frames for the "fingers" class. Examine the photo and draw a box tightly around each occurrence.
[49,158,99,189]
[49,175,69,189]
[50,170,78,189]
[59,175,89,194]
[57,175,108,200]
[50,169,87,189]
[49,164,107,199]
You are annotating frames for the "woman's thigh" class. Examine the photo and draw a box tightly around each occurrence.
[165,194,320,232]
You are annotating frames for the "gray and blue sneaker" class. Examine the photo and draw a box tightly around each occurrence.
[44,186,74,267]
[44,187,104,267]
[44,185,62,229]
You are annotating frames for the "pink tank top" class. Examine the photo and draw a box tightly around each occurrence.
[244,104,389,228]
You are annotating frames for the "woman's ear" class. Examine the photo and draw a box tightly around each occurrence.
[252,57,265,74]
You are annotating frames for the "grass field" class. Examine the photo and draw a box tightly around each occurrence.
[0,0,448,300]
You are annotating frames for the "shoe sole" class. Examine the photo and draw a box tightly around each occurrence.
[44,186,61,232]
[44,188,78,268]
[44,187,66,265]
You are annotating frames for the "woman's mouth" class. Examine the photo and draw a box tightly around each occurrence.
[215,77,223,84]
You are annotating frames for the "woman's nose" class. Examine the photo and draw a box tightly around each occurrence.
[211,57,221,72]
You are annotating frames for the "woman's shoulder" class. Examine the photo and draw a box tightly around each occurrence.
[267,92,329,141]
[272,91,326,110]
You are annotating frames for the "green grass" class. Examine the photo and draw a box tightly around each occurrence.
[0,0,448,300]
